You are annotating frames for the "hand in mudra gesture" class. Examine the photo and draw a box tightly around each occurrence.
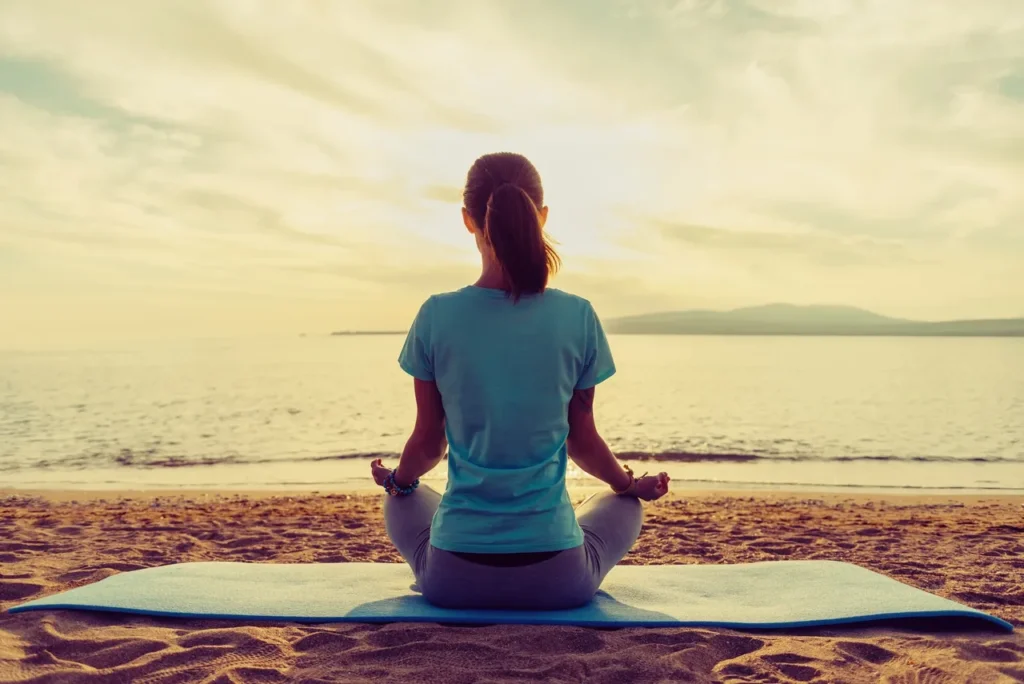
[370,458,391,486]
[635,472,670,501]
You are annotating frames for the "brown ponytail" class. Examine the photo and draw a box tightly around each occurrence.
[464,153,560,302]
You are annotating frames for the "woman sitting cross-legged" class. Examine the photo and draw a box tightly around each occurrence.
[370,151,669,610]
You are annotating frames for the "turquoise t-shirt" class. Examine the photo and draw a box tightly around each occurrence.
[397,286,616,554]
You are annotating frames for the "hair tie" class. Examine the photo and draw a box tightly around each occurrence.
[488,181,517,204]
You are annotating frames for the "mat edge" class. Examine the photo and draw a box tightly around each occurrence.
[6,603,1013,632]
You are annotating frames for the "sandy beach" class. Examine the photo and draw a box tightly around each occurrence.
[1,490,1021,683]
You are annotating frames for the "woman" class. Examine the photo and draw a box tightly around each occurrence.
[370,152,670,610]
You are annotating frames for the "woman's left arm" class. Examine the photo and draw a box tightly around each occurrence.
[392,378,447,487]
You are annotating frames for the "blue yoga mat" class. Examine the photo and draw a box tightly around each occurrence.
[9,560,1012,631]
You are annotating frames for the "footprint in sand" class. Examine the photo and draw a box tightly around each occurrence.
[44,637,168,669]
[951,589,1017,606]
[762,653,817,665]
[882,665,955,683]
[57,568,117,584]
[218,535,274,549]
[1000,666,1024,681]
[772,662,821,681]
[313,554,349,563]
[55,563,147,585]
[363,625,450,650]
[955,641,1024,664]
[207,665,290,683]
[291,631,360,653]
[0,580,44,601]
[716,663,776,683]
[836,640,897,665]
[707,634,765,661]
[0,541,49,553]
[178,629,272,650]
[626,631,708,648]
[97,562,147,572]
[111,636,287,682]
[752,546,793,556]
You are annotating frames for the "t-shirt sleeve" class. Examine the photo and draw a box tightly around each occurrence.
[398,298,435,382]
[575,302,616,390]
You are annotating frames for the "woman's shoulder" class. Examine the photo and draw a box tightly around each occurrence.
[424,287,595,314]
[543,288,596,312]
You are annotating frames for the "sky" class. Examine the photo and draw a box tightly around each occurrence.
[1,0,1022,347]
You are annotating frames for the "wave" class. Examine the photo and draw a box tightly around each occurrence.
[265,450,1024,466]
[295,450,1024,465]
[618,477,1024,492]
[5,448,1021,472]
[0,450,401,472]
[616,451,1024,464]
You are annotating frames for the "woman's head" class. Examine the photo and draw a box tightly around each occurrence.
[463,152,560,301]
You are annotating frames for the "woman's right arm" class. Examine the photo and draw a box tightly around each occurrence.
[566,386,635,492]
[567,386,670,500]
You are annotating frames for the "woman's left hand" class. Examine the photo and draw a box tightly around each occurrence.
[370,458,392,487]
[635,472,670,501]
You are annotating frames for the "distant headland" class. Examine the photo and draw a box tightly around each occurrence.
[604,304,1024,337]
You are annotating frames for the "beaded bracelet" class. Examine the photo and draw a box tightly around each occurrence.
[612,465,649,496]
[383,470,420,497]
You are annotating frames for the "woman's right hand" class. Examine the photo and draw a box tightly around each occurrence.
[370,458,392,487]
[635,472,670,501]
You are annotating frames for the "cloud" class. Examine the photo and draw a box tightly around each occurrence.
[0,0,1022,347]
[641,216,917,268]
[422,184,465,205]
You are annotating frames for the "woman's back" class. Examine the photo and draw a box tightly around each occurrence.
[399,285,614,553]
[376,151,667,610]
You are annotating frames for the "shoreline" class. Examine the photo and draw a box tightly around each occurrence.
[4,486,1024,505]
[6,453,1021,496]
[8,456,1021,507]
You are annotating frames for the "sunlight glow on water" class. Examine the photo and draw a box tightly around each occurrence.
[2,335,1022,491]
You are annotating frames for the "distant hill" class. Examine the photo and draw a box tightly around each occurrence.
[605,304,1024,337]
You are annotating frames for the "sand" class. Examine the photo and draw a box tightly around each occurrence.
[1,490,1021,683]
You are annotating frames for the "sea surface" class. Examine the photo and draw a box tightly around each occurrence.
[1,335,1022,493]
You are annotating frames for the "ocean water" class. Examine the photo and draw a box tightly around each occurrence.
[1,335,1022,493]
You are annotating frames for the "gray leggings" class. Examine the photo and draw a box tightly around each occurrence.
[383,486,643,610]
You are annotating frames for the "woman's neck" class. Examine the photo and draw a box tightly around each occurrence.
[474,263,507,291]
